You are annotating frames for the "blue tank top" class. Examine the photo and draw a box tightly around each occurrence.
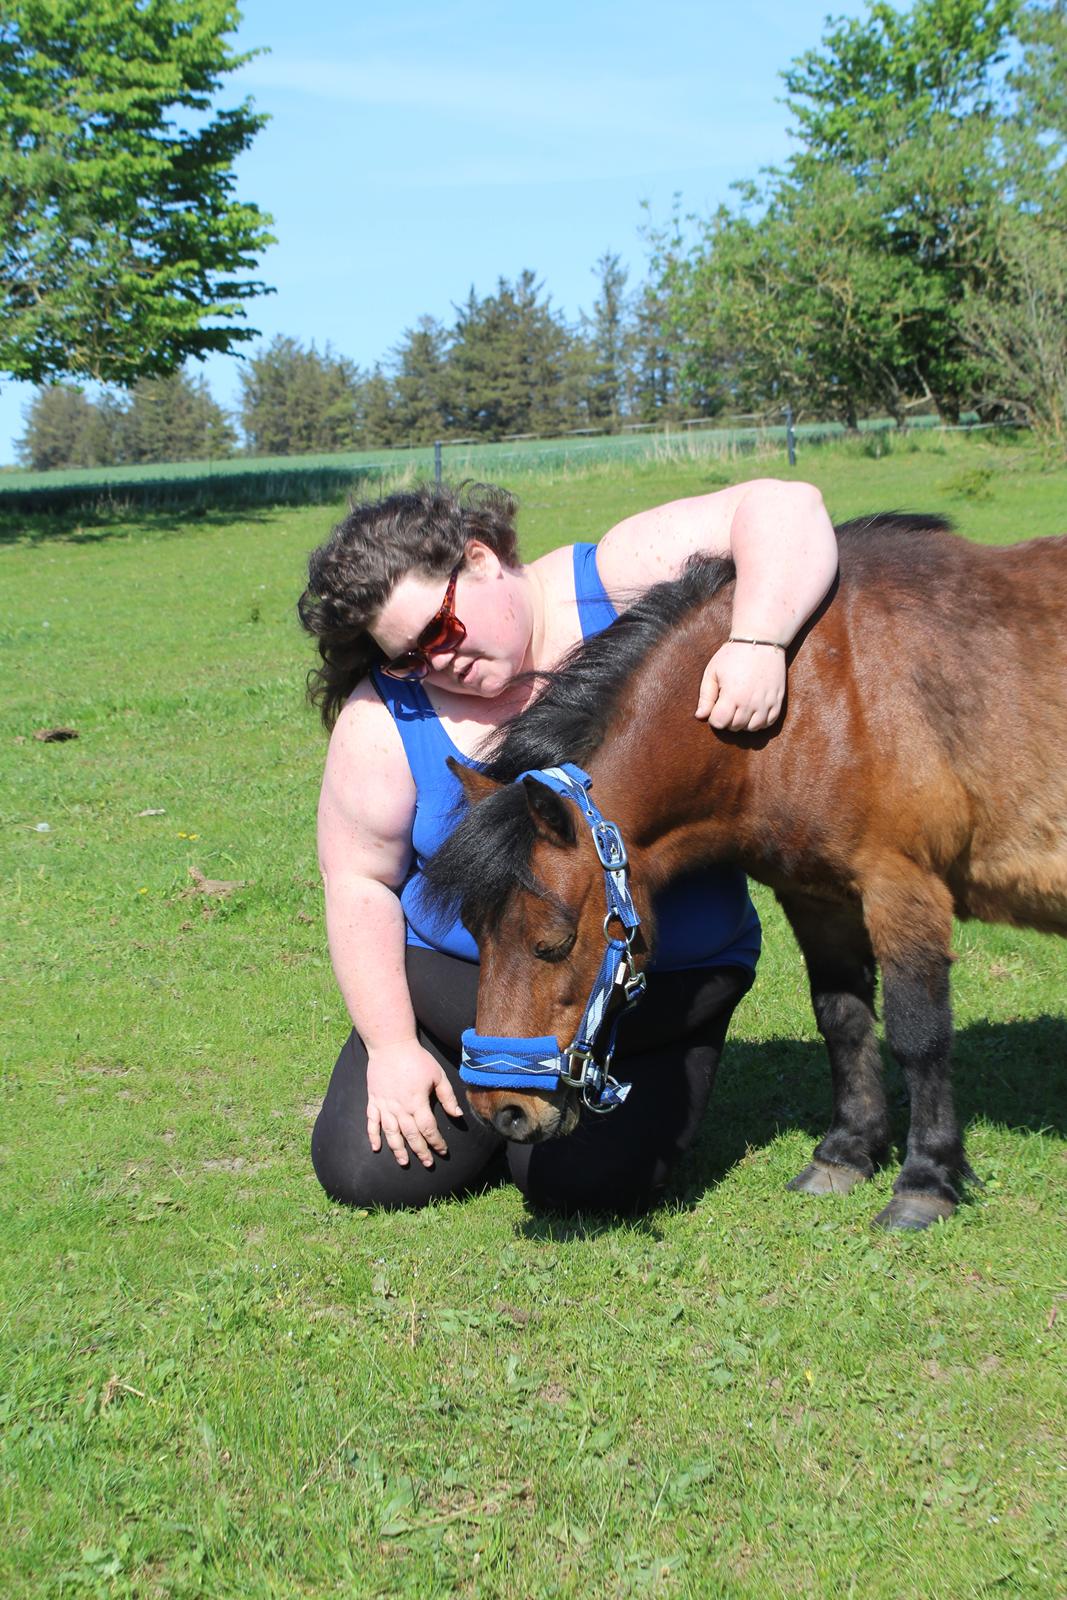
[371,542,760,972]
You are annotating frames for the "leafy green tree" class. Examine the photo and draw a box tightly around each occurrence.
[780,0,1019,419]
[1007,0,1066,209]
[962,208,1067,441]
[780,0,1019,162]
[962,2,1067,444]
[659,0,1023,423]
[239,338,361,455]
[0,0,273,386]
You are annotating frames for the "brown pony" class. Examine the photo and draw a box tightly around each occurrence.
[425,515,1067,1229]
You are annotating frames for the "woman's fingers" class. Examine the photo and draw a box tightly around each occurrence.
[434,1074,463,1120]
[398,1116,436,1168]
[416,1111,449,1160]
[378,1113,410,1167]
[694,662,720,721]
[372,1105,445,1168]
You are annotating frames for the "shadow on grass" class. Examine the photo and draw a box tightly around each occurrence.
[517,1015,1067,1230]
[0,503,285,547]
[691,1015,1066,1193]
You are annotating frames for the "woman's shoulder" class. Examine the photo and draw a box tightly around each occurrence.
[522,543,587,669]
[316,678,415,857]
[327,677,412,780]
[527,541,578,590]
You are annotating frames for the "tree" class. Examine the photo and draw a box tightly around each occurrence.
[449,273,581,439]
[17,368,235,466]
[360,364,399,448]
[628,278,686,424]
[121,370,236,462]
[961,1,1067,444]
[582,253,631,429]
[239,338,361,455]
[780,0,1020,419]
[0,0,273,386]
[390,317,451,443]
[961,209,1067,441]
[16,383,107,469]
[657,0,1024,423]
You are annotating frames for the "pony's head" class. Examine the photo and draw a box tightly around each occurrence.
[424,764,651,1142]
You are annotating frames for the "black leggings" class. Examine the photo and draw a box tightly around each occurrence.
[311,946,754,1215]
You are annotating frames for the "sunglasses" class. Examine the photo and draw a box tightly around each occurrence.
[380,563,466,680]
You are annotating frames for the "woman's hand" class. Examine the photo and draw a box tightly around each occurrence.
[695,639,786,732]
[366,1040,464,1168]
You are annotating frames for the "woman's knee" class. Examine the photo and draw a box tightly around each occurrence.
[311,1107,504,1211]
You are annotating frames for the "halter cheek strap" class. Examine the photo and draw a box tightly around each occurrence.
[460,763,647,1114]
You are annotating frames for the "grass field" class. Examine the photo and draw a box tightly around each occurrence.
[0,412,991,517]
[2,431,1065,1598]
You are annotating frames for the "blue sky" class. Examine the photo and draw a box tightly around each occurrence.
[0,0,879,464]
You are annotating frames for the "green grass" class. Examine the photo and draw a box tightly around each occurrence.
[2,432,1065,1597]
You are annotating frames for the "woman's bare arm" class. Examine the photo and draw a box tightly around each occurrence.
[596,478,838,730]
[318,682,462,1166]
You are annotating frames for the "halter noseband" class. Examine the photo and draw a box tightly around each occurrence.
[460,763,647,1114]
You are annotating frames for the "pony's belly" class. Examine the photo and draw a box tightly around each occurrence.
[950,846,1067,936]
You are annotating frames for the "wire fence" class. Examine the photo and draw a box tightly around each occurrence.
[0,412,1002,518]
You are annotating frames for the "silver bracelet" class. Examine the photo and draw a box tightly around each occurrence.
[728,636,786,650]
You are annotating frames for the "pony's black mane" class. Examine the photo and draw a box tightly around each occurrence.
[424,553,735,939]
[487,552,735,780]
[422,514,953,940]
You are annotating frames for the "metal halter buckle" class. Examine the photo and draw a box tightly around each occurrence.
[592,820,627,870]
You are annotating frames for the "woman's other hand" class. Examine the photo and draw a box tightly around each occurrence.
[367,1041,464,1167]
[695,639,786,732]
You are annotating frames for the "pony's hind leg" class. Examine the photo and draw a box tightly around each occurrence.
[862,865,968,1230]
[777,892,889,1195]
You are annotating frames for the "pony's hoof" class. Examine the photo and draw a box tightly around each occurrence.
[787,1159,868,1197]
[872,1193,956,1230]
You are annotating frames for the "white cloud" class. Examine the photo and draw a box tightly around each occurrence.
[237,54,720,145]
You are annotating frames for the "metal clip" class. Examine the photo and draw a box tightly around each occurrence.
[624,970,647,1004]
[592,820,627,870]
[559,1047,592,1090]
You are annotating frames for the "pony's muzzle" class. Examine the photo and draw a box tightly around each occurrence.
[466,1087,578,1142]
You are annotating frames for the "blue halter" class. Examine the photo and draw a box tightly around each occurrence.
[460,763,647,1114]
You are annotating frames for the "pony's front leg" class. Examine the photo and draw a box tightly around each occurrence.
[862,866,969,1229]
[777,892,889,1195]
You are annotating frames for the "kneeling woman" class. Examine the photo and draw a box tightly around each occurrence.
[299,479,837,1213]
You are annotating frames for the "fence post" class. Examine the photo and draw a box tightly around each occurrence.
[784,405,796,468]
[434,440,442,485]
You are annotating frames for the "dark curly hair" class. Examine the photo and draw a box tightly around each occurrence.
[297,481,522,730]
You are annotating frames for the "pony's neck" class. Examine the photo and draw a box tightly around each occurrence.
[581,608,752,895]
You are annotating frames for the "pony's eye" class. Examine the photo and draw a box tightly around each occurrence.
[534,930,576,963]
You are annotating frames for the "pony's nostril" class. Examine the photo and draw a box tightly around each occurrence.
[493,1103,528,1137]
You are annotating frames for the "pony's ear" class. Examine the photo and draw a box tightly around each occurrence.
[521,776,578,847]
[447,758,501,807]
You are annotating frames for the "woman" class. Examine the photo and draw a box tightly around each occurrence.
[299,478,838,1212]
